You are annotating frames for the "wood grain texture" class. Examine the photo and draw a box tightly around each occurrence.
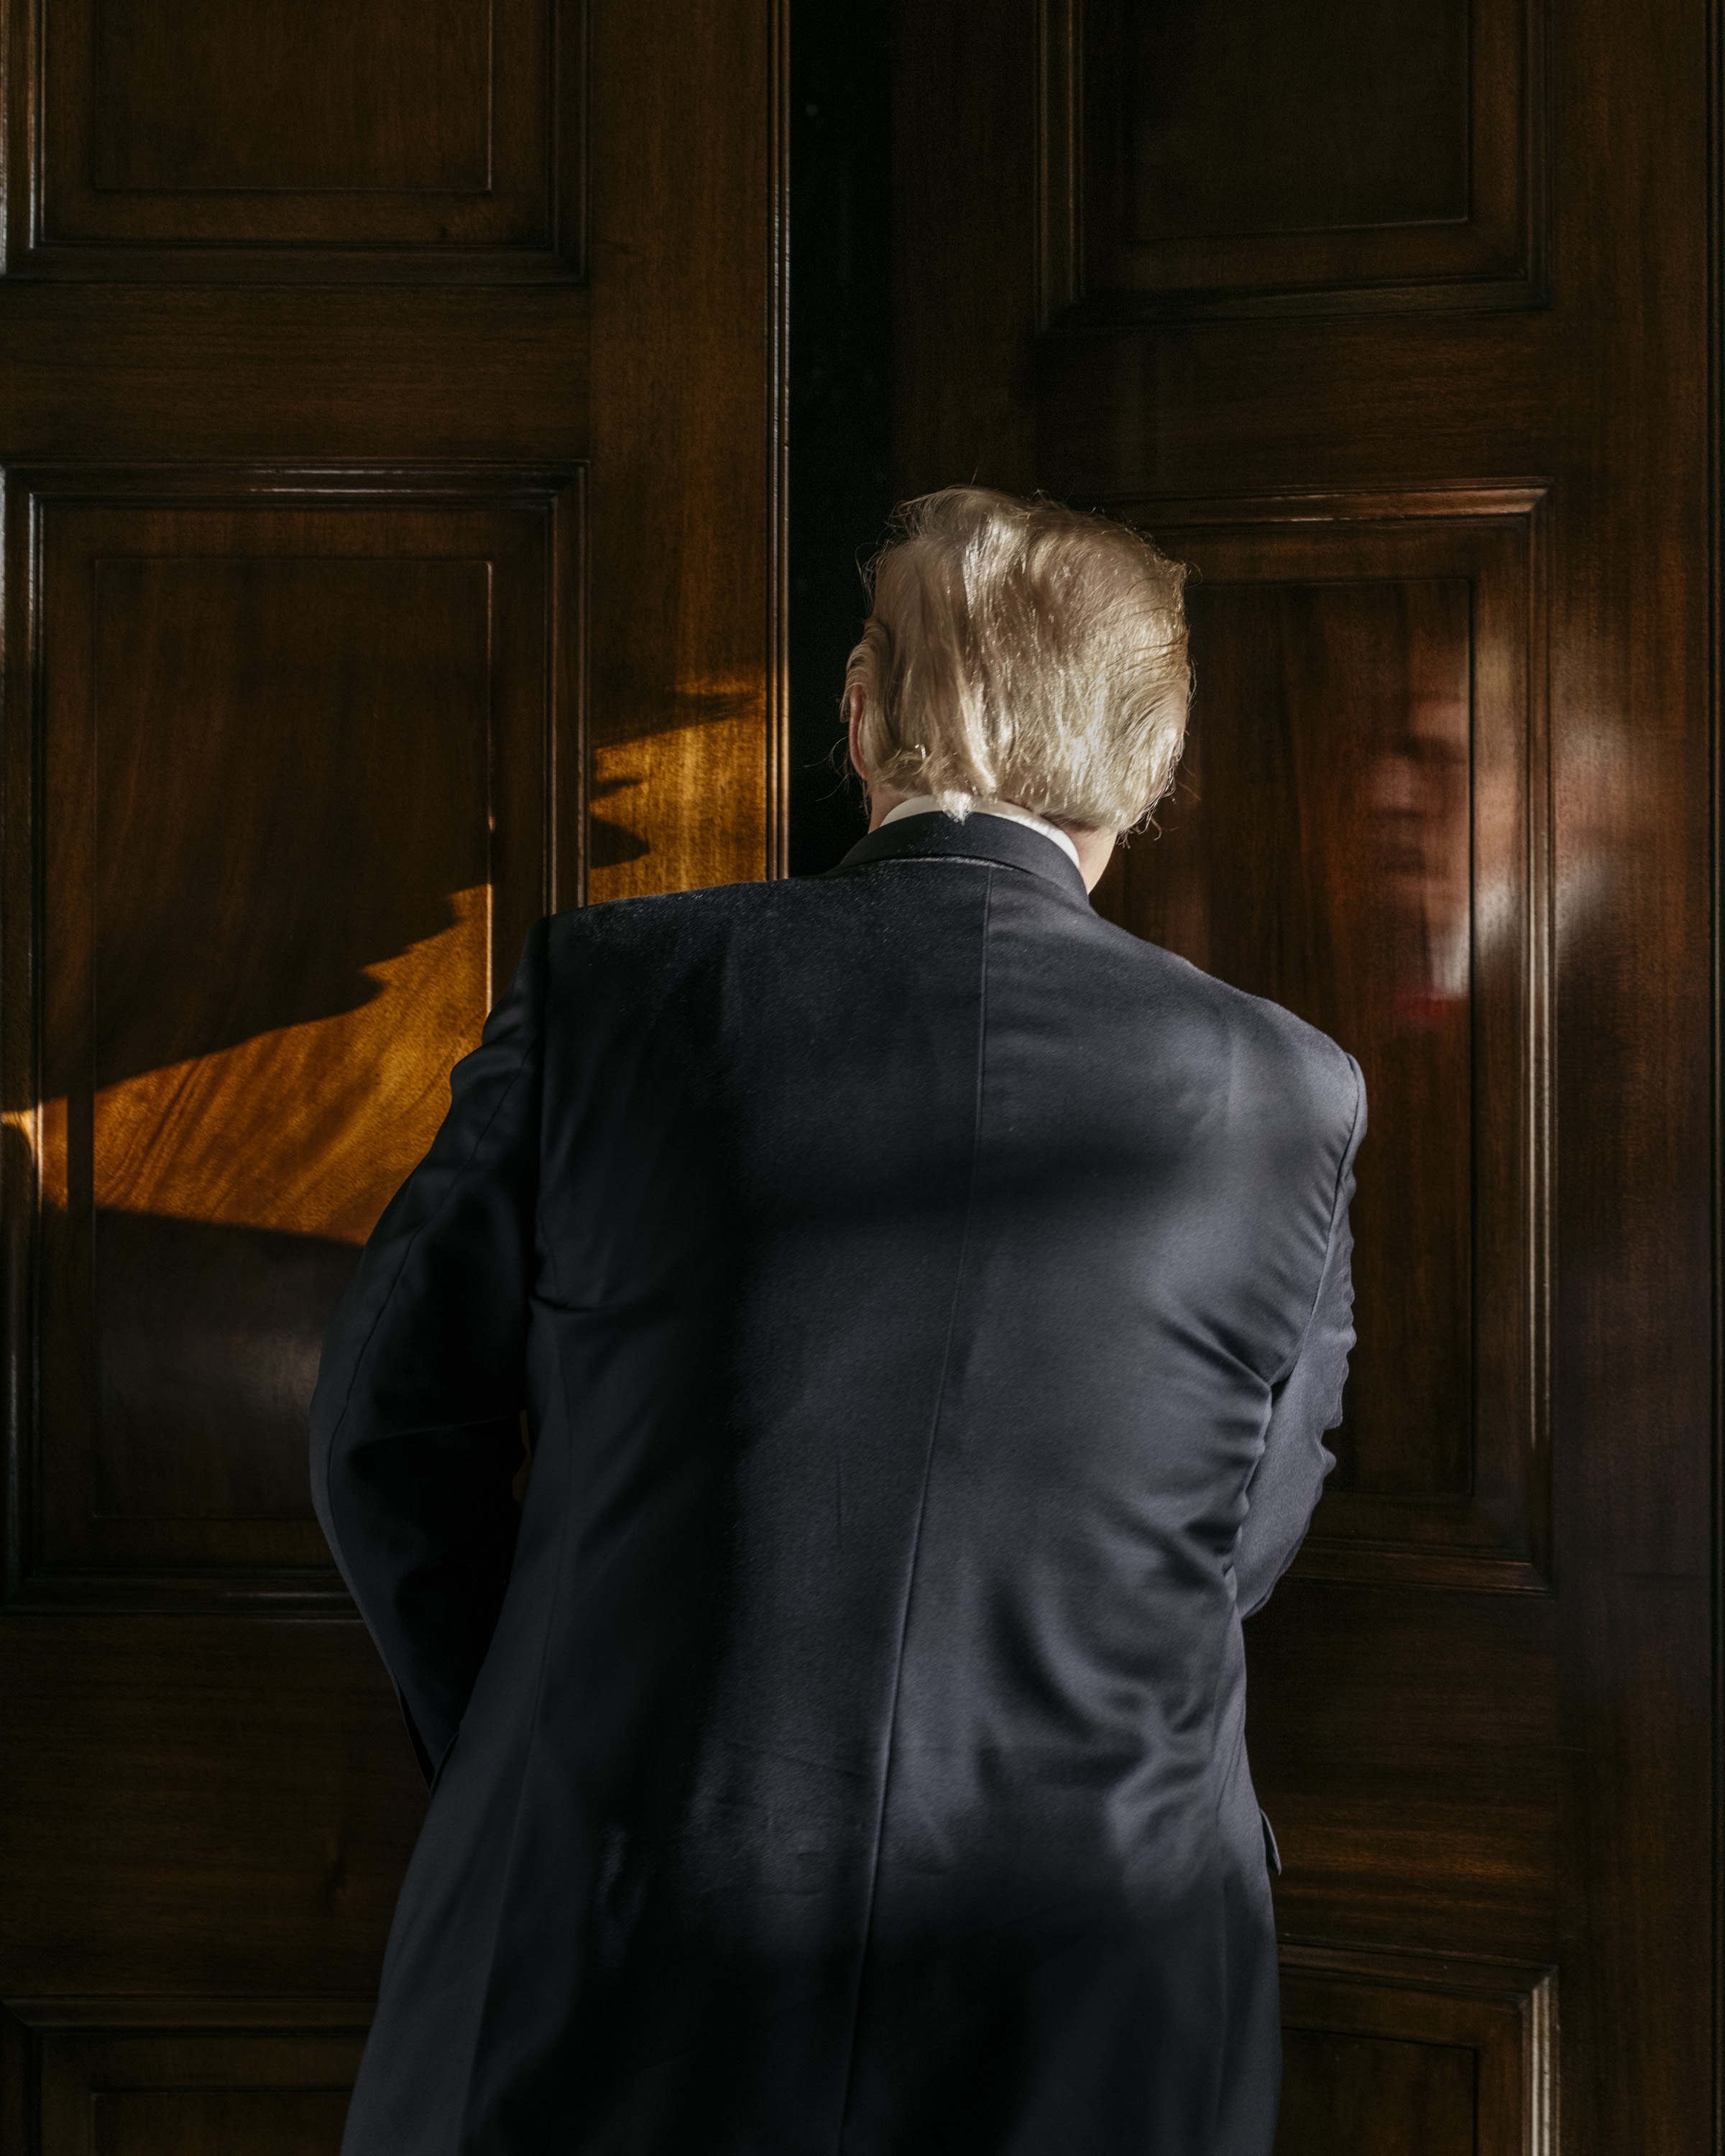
[1280,2033,1476,2156]
[0,9,786,2126]
[1277,1947,1554,2156]
[1095,492,1549,1590]
[0,290,594,460]
[1049,0,1543,319]
[585,0,786,895]
[0,1621,423,1994]
[1247,1581,1560,1958]
[896,0,1716,2143]
[1038,313,1559,500]
[1540,0,1714,2138]
[93,0,493,191]
[17,0,584,277]
[1156,569,1475,1492]
[4,472,577,1606]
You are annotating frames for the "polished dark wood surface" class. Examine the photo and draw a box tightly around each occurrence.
[0,1623,423,1992]
[1059,0,1540,318]
[1277,1945,1553,2156]
[5,2001,374,2156]
[586,0,788,896]
[18,476,574,1599]
[1104,495,1547,1592]
[24,0,584,277]
[0,0,786,2145]
[899,0,1713,2147]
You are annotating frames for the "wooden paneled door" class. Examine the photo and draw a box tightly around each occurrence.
[0,3,786,2147]
[898,0,1711,2148]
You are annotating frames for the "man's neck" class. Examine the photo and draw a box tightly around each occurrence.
[870,791,1116,893]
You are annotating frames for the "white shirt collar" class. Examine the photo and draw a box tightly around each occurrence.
[880,795,1082,874]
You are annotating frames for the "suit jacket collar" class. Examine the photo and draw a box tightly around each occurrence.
[826,810,1092,904]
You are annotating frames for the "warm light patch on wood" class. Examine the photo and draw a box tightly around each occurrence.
[589,670,768,901]
[17,887,488,1245]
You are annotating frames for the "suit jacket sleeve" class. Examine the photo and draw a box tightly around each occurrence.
[1234,1054,1367,1621]
[310,916,548,1783]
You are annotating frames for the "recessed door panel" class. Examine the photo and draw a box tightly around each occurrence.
[1044,0,1543,316]
[22,0,582,275]
[1097,494,1547,1590]
[7,472,577,1603]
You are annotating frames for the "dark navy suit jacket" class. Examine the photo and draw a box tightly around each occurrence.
[310,811,1364,2156]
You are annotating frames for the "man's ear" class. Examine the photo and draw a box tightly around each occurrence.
[846,683,867,780]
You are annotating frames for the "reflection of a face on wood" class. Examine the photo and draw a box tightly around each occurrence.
[1368,690,1473,1015]
[1120,575,1477,1501]
[19,884,488,1248]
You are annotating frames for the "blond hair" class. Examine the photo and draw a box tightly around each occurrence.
[844,487,1190,831]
